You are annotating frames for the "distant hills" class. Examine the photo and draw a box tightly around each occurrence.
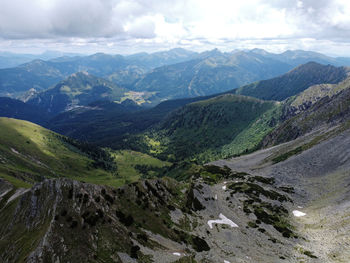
[27,72,128,115]
[0,50,83,69]
[0,48,197,97]
[131,49,350,101]
[2,48,350,101]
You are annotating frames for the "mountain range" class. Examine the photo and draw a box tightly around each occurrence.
[2,48,350,101]
[2,48,350,262]
[26,72,128,115]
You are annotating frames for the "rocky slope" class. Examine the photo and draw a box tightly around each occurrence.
[212,123,350,262]
[262,76,350,147]
[1,164,312,262]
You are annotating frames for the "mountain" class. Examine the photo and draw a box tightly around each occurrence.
[211,108,350,261]
[1,166,303,262]
[0,49,198,98]
[131,49,350,102]
[125,94,282,163]
[132,50,293,101]
[249,49,339,66]
[124,48,198,69]
[47,61,350,162]
[3,116,350,261]
[0,53,37,69]
[0,60,65,97]
[3,50,350,261]
[27,72,128,115]
[234,62,349,101]
[0,97,50,125]
[2,48,350,100]
[0,50,83,69]
[262,76,350,147]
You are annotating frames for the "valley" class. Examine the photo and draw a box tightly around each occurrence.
[1,47,350,262]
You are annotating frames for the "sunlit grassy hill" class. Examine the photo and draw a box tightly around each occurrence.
[0,118,169,188]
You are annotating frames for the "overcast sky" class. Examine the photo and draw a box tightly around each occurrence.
[1,0,350,56]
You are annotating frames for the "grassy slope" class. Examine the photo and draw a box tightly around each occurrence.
[132,94,282,163]
[111,150,171,182]
[0,118,169,188]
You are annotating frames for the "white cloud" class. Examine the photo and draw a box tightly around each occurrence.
[1,0,350,55]
[125,16,156,38]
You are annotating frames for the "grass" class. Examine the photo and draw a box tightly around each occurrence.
[0,118,170,189]
[111,150,171,183]
[272,146,303,163]
[118,91,156,105]
[0,173,32,188]
[0,197,52,262]
[141,94,281,163]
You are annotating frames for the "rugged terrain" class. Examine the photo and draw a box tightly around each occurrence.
[212,123,350,262]
[1,48,350,262]
[3,121,350,262]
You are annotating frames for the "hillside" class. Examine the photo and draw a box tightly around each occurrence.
[0,97,50,125]
[0,161,314,262]
[127,94,282,163]
[47,94,219,146]
[0,60,64,97]
[235,62,349,101]
[27,72,128,115]
[262,76,350,147]
[0,118,169,188]
[212,114,350,262]
[3,121,350,261]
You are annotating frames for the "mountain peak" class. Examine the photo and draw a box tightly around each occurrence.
[249,48,270,55]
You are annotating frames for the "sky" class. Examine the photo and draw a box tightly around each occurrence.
[1,0,350,56]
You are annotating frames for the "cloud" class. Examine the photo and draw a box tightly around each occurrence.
[125,16,156,38]
[1,0,350,55]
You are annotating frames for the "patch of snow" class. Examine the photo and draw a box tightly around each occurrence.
[173,252,182,256]
[0,189,12,199]
[297,206,303,209]
[208,213,239,229]
[6,188,30,204]
[222,185,227,190]
[293,210,306,217]
[224,260,230,263]
[11,148,19,154]
[215,194,218,200]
